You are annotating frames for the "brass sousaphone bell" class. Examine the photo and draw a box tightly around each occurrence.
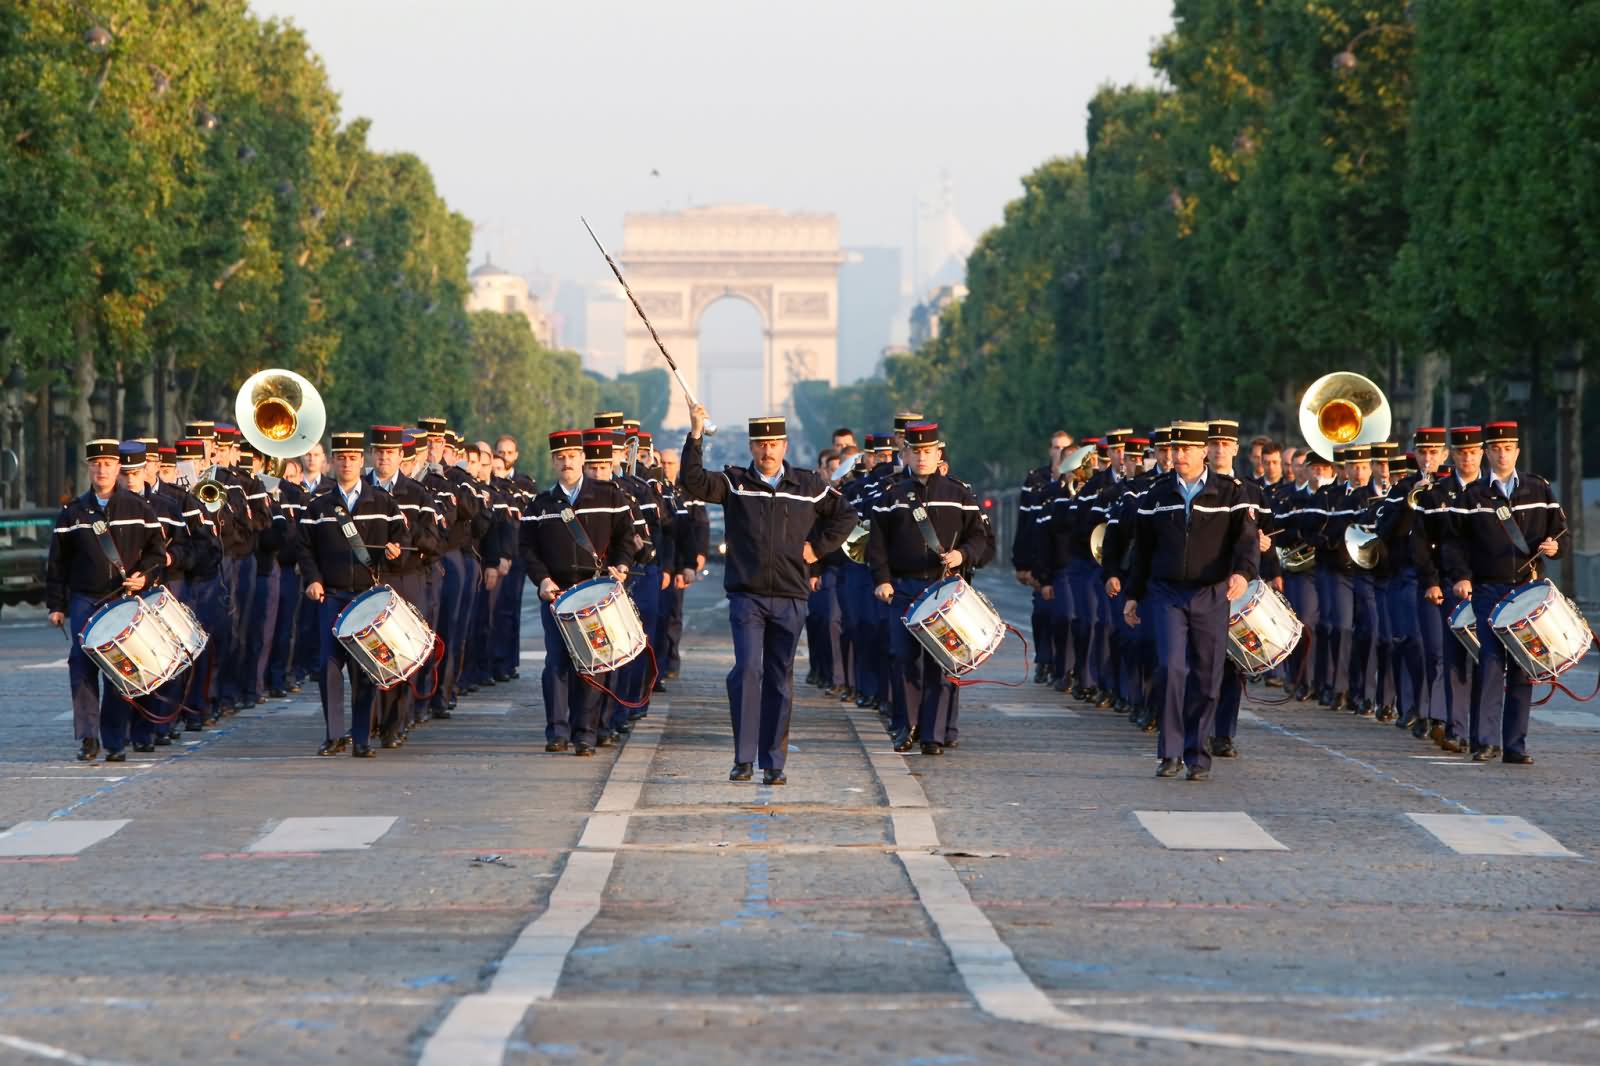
[1299,371,1391,463]
[235,369,327,476]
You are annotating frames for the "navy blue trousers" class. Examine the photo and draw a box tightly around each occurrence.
[843,565,878,698]
[218,553,256,704]
[248,557,280,701]
[68,592,130,750]
[317,590,376,746]
[889,578,956,743]
[1419,591,1447,723]
[1147,580,1229,770]
[1068,558,1103,689]
[1472,582,1533,755]
[1031,586,1055,677]
[726,593,806,770]
[1442,591,1476,740]
[266,561,299,692]
[1349,574,1377,702]
[1049,569,1077,685]
[538,598,606,745]
[431,549,466,710]
[186,573,225,721]
[610,566,660,729]
[491,558,526,678]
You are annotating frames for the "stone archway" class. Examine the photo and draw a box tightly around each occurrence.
[619,204,845,429]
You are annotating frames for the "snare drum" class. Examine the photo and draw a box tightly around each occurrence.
[1225,578,1303,677]
[1487,579,1594,683]
[80,595,192,698]
[902,576,1006,677]
[333,585,437,689]
[1448,600,1480,663]
[552,577,648,675]
[141,586,208,661]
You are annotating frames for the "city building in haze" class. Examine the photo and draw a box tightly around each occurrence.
[838,246,902,384]
[466,259,555,347]
[909,283,967,348]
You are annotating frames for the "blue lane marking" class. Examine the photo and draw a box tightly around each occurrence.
[47,720,244,820]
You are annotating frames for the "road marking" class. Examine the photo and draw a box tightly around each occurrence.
[1532,709,1600,728]
[451,702,512,717]
[52,711,74,721]
[517,650,547,662]
[989,703,1079,718]
[1134,811,1288,851]
[0,819,129,857]
[0,1031,134,1066]
[418,706,669,1066]
[19,658,68,670]
[245,816,397,853]
[1406,814,1578,858]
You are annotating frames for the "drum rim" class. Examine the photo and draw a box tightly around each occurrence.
[83,596,145,649]
[554,576,622,616]
[904,574,964,626]
[335,585,397,638]
[1487,579,1554,629]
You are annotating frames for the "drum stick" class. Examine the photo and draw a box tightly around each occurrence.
[1516,527,1568,577]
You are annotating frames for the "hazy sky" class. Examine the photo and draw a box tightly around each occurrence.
[250,0,1173,286]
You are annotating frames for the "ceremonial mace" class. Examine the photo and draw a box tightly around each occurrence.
[582,217,717,435]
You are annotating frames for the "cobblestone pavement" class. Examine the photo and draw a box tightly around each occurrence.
[0,573,1596,1065]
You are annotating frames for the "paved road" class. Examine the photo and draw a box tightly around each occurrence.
[0,573,1596,1065]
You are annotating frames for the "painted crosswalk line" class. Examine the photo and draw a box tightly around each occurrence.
[1406,814,1578,857]
[0,819,130,857]
[1134,810,1289,851]
[989,703,1079,718]
[246,816,398,853]
[1532,709,1600,729]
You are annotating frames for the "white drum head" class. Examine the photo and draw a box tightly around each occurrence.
[337,588,392,636]
[1490,584,1548,627]
[907,579,961,626]
[84,599,141,647]
[556,579,620,615]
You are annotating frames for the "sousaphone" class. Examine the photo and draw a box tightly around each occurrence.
[235,369,327,480]
[1299,371,1391,463]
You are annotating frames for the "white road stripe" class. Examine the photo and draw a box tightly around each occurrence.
[989,703,1079,718]
[0,819,130,857]
[846,711,1441,1063]
[1135,811,1289,851]
[245,816,397,853]
[418,705,669,1066]
[451,703,513,717]
[19,658,69,671]
[517,650,547,662]
[1407,814,1578,858]
[1532,708,1600,728]
[0,1030,134,1066]
[52,710,74,722]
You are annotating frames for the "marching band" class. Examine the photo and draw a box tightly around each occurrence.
[43,367,1579,783]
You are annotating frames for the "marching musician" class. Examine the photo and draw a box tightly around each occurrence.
[296,431,406,759]
[491,434,537,685]
[1367,441,1401,720]
[1419,426,1487,752]
[121,441,194,752]
[1394,428,1452,739]
[654,447,707,682]
[367,426,444,746]
[1440,421,1564,764]
[170,438,226,727]
[1014,431,1072,686]
[1375,449,1424,729]
[1205,420,1270,758]
[609,422,669,731]
[521,429,638,755]
[45,439,165,763]
[680,406,856,785]
[1103,427,1168,733]
[1124,420,1259,781]
[867,422,993,755]
[842,434,895,711]
[292,441,331,690]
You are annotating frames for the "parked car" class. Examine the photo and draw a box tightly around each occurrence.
[0,507,55,614]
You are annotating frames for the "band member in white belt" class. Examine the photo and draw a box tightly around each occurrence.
[679,407,857,786]
[520,429,638,756]
[1124,421,1259,781]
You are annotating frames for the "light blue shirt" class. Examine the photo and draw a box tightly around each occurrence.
[1492,470,1519,500]
[1176,469,1207,516]
[755,467,782,490]
[339,484,361,512]
[563,477,583,506]
[94,495,111,510]
[302,475,320,495]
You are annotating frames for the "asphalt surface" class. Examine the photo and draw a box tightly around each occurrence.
[0,571,1597,1066]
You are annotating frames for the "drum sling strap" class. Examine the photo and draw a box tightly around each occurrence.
[90,514,128,581]
[903,489,947,564]
[333,504,375,569]
[1493,502,1535,578]
[558,505,604,575]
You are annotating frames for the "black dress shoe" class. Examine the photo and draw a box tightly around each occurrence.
[1264,676,1283,688]
[104,749,126,763]
[1212,737,1238,758]
[892,732,914,753]
[909,724,921,742]
[1095,691,1115,709]
[446,698,458,710]
[1330,693,1350,712]
[1428,721,1447,743]
[1294,683,1312,702]
[653,679,666,693]
[855,695,870,708]
[1472,745,1503,762]
[1376,705,1398,723]
[1155,758,1182,778]
[381,736,400,749]
[350,744,375,758]
[921,741,944,756]
[317,736,350,757]
[1411,718,1431,739]
[763,768,787,786]
[1356,699,1375,718]
[614,721,633,735]
[1186,766,1211,781]
[267,688,287,699]
[1503,751,1535,765]
[729,762,753,781]
[545,740,570,753]
[943,739,959,749]
[867,697,882,710]
[1141,717,1157,734]
[1033,663,1048,683]
[183,720,205,732]
[133,743,156,753]
[1438,735,1466,754]
[596,733,616,748]
[77,738,101,762]
[287,683,302,694]
[431,708,453,720]
[154,735,172,747]
[493,674,512,684]
[573,743,595,756]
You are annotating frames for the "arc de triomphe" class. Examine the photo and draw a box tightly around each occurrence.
[619,204,845,429]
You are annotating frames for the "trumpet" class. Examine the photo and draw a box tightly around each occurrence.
[194,464,228,514]
[1343,524,1384,570]
[1276,543,1317,573]
[843,520,871,564]
[1406,474,1433,511]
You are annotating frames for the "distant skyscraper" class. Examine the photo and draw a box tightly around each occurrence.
[913,171,975,296]
[838,247,902,384]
